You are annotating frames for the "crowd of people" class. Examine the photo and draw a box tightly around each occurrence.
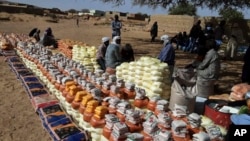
[96,15,135,74]
[155,19,250,138]
[96,35,135,74]
[28,16,249,86]
[28,15,134,75]
[169,19,250,84]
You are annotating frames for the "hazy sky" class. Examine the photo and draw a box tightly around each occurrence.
[7,0,250,19]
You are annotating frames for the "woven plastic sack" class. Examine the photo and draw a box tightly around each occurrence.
[169,68,197,113]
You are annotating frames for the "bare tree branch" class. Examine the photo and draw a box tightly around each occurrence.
[97,0,250,9]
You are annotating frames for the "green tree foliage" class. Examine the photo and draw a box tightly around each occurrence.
[168,3,196,16]
[81,9,90,13]
[219,7,244,22]
[98,0,250,9]
[67,9,77,13]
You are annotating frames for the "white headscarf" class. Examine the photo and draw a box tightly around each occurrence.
[112,36,121,44]
[161,34,169,42]
[161,34,170,47]
[102,37,110,43]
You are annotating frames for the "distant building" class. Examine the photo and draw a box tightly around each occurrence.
[89,10,105,17]
[105,11,127,20]
[127,13,146,21]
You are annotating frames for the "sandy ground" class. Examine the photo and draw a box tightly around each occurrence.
[0,13,245,141]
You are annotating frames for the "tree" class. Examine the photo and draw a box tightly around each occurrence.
[81,9,90,13]
[98,0,250,10]
[168,2,196,16]
[219,7,244,22]
[67,9,77,13]
[51,8,61,12]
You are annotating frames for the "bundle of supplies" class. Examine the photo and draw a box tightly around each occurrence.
[205,125,223,140]
[172,104,187,117]
[126,133,144,141]
[157,112,172,128]
[142,116,159,136]
[116,101,132,114]
[229,83,250,101]
[108,97,121,109]
[187,113,202,128]
[105,114,120,129]
[171,120,187,138]
[192,131,210,141]
[155,99,169,112]
[154,130,172,141]
[125,109,142,124]
[110,122,129,140]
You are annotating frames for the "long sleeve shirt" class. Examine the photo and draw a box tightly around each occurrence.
[158,43,175,66]
[105,43,122,69]
[197,49,220,80]
[111,20,122,36]
[96,44,108,60]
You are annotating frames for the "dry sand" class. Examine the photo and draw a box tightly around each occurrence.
[0,13,244,141]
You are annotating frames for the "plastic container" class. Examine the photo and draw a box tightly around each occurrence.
[204,99,231,129]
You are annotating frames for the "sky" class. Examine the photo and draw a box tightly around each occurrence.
[7,0,250,19]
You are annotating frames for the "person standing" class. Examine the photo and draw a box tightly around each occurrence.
[158,35,176,81]
[76,17,79,27]
[185,20,202,53]
[214,20,226,49]
[242,45,250,84]
[172,32,184,50]
[225,35,238,60]
[150,21,158,42]
[105,36,122,74]
[96,37,110,71]
[111,15,122,38]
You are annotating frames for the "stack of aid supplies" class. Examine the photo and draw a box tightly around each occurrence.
[7,56,33,78]
[7,34,228,141]
[89,105,108,128]
[229,83,250,101]
[6,55,90,141]
[38,104,89,141]
[93,105,108,120]
[20,75,58,111]
[7,56,57,110]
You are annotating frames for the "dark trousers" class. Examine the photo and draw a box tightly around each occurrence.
[97,58,106,71]
[185,37,197,53]
[151,35,156,42]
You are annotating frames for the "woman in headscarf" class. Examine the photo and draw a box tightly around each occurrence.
[225,35,238,60]
[150,21,158,42]
[40,27,57,48]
